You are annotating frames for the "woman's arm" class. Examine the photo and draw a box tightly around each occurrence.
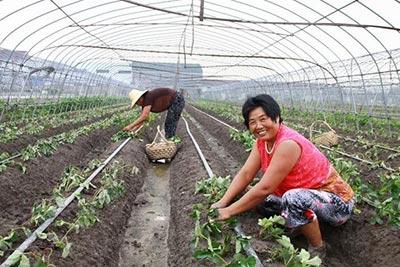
[211,142,261,208]
[217,140,301,220]
[123,105,151,131]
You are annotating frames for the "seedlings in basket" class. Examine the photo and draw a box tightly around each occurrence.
[168,136,182,144]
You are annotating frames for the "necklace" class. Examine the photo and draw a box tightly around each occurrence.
[265,141,275,155]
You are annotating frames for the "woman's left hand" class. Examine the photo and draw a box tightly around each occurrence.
[215,207,232,221]
[123,125,133,132]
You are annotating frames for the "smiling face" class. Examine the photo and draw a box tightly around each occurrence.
[248,106,280,143]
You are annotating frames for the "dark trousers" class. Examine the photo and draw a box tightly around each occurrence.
[165,93,185,138]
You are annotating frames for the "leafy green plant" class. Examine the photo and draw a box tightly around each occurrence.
[31,200,57,226]
[111,131,134,142]
[53,166,85,195]
[0,230,18,257]
[195,175,231,203]
[258,215,285,240]
[230,130,254,152]
[275,235,321,267]
[193,175,256,266]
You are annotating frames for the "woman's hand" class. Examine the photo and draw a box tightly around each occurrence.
[210,200,228,209]
[123,125,133,132]
[215,207,232,221]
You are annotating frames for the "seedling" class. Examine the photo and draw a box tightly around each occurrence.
[275,235,321,267]
[258,215,285,240]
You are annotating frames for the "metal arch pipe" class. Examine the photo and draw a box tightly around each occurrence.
[116,1,333,90]
[0,0,300,90]
[53,44,339,83]
[288,0,367,113]
[321,0,392,120]
[0,0,396,116]
[188,2,315,81]
[0,0,83,83]
[115,0,396,111]
[212,1,352,105]
[208,1,334,87]
[20,22,264,84]
[22,0,300,82]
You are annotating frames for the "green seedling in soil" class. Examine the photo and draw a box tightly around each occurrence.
[53,166,85,195]
[275,235,321,267]
[387,152,400,160]
[0,230,18,257]
[31,200,57,226]
[84,159,103,173]
[363,172,400,226]
[3,250,30,267]
[329,150,400,225]
[75,198,99,228]
[16,248,56,267]
[193,175,256,266]
[195,175,231,204]
[258,215,285,240]
[111,130,136,142]
[230,130,254,152]
[93,161,126,208]
[30,250,56,267]
[0,152,12,174]
[45,232,72,258]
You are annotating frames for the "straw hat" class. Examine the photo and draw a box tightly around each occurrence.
[128,89,148,108]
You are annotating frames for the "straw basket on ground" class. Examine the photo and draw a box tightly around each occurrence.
[145,125,177,162]
[309,120,338,147]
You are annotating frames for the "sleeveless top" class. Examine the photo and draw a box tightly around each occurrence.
[257,124,354,202]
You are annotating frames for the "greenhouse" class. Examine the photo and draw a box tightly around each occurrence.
[0,1,399,266]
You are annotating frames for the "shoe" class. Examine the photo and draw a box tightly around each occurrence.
[308,242,326,263]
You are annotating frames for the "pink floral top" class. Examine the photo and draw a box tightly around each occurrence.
[257,124,339,197]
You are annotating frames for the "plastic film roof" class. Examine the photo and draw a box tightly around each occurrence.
[1,0,400,115]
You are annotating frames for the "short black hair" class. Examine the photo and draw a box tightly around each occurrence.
[242,94,283,129]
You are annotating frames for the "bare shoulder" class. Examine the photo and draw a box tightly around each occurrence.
[275,140,301,157]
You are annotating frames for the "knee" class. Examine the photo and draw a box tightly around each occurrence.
[282,189,304,205]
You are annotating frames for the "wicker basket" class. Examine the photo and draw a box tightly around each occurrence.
[145,125,177,161]
[309,120,338,147]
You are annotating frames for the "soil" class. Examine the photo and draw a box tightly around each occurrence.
[0,106,399,267]
[0,108,123,154]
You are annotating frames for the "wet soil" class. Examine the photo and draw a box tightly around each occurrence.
[0,106,399,267]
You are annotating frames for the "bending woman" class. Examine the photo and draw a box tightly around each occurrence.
[211,94,354,258]
[123,88,185,138]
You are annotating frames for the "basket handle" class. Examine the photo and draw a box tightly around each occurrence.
[309,120,335,140]
[150,125,169,144]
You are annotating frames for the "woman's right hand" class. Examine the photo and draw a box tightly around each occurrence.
[211,200,228,209]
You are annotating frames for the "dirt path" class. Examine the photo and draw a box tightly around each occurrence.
[118,160,171,267]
